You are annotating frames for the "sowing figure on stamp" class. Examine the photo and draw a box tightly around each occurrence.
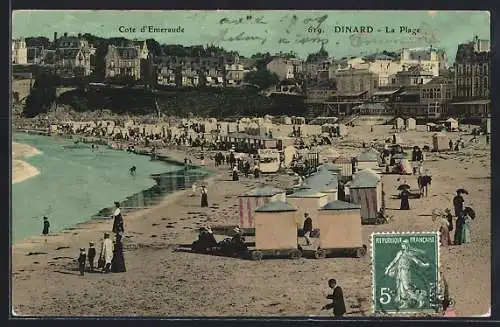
[384,239,431,309]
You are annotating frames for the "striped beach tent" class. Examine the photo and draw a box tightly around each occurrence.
[238,186,286,228]
[349,169,383,221]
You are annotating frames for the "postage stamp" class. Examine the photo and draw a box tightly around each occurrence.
[371,232,440,314]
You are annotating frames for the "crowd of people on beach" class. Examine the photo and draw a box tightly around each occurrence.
[23,116,488,317]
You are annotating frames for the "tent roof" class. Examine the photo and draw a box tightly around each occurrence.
[350,169,381,188]
[319,163,342,171]
[304,173,339,191]
[357,148,380,162]
[254,200,297,212]
[242,186,285,197]
[321,200,361,211]
[288,188,326,198]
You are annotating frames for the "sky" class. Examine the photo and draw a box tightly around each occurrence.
[12,10,490,63]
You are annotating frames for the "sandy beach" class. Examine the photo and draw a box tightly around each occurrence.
[11,125,490,317]
[12,142,42,184]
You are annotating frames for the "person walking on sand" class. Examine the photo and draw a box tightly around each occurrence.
[453,191,464,218]
[87,242,96,272]
[322,278,346,317]
[457,210,472,245]
[445,209,454,233]
[112,201,124,235]
[78,248,86,276]
[42,216,50,243]
[253,164,260,178]
[232,166,239,181]
[200,185,208,207]
[111,234,126,273]
[438,214,452,247]
[99,233,114,273]
[400,189,410,210]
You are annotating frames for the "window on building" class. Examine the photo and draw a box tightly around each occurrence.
[484,77,488,89]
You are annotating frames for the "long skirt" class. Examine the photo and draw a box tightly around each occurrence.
[201,193,208,207]
[439,226,451,246]
[111,244,126,273]
[232,171,239,181]
[454,222,463,245]
[459,224,471,244]
[254,170,260,178]
[400,197,410,210]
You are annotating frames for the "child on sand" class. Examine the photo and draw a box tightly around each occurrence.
[78,248,86,276]
[87,242,96,272]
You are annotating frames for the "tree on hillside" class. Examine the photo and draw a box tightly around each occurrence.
[23,73,57,118]
[146,38,162,57]
[25,36,51,48]
[250,52,273,70]
[244,69,279,90]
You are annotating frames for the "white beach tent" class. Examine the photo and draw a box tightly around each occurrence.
[406,117,416,130]
[445,118,459,131]
[394,117,405,130]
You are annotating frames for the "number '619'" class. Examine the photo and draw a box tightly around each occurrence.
[307,26,323,34]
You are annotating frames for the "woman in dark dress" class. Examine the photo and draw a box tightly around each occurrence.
[200,186,208,207]
[232,166,239,181]
[400,189,410,210]
[454,213,465,245]
[42,216,50,235]
[453,192,464,217]
[253,164,260,178]
[112,202,124,235]
[111,234,126,273]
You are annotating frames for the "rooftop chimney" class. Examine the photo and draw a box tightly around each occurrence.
[78,33,82,38]
[53,32,57,43]
[64,32,68,38]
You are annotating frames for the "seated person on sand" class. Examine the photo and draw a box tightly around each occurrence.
[302,213,313,245]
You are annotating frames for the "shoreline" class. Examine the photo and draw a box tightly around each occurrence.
[12,132,213,247]
[12,142,42,185]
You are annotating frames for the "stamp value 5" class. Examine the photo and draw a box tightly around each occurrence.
[371,232,440,314]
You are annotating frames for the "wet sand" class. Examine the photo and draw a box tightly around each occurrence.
[11,125,490,317]
[12,142,41,184]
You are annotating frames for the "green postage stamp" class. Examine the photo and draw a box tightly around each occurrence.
[371,232,440,314]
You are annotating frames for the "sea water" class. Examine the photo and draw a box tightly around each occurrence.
[12,132,211,243]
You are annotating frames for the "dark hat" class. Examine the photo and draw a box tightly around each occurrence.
[114,201,120,206]
[80,248,85,251]
[43,216,48,220]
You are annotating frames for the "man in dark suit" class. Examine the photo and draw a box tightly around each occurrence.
[322,278,346,317]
